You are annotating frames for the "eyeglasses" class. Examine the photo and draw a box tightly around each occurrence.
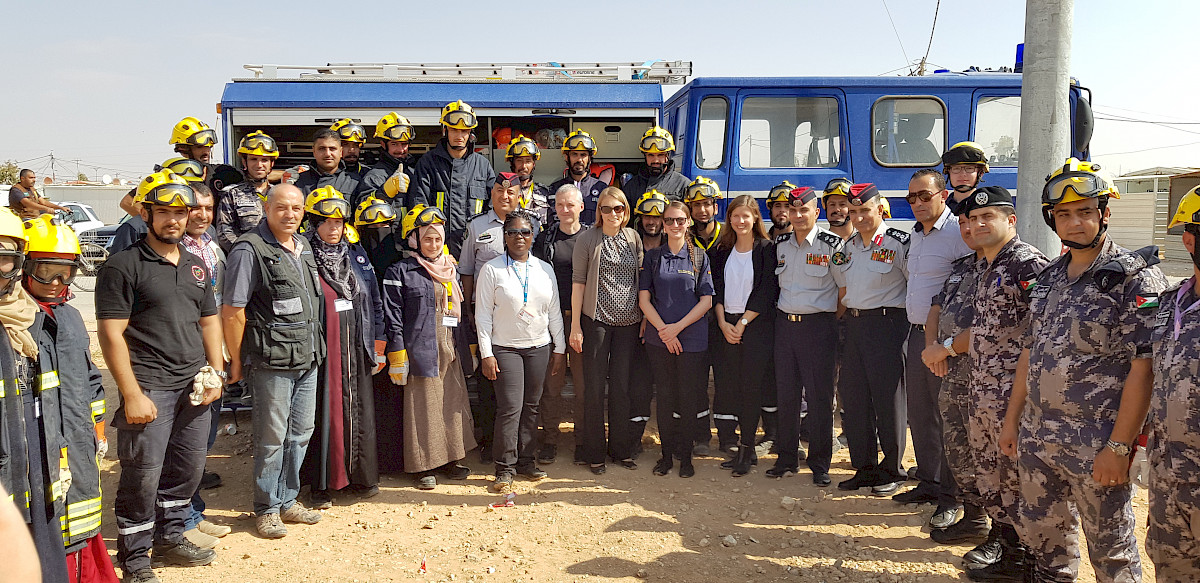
[442,110,477,128]
[949,165,979,175]
[905,190,939,204]
[1043,171,1109,205]
[26,260,78,285]
[504,228,533,237]
[242,134,278,154]
[600,205,626,215]
[663,217,688,226]
[640,135,673,153]
[310,197,352,219]
[144,184,197,208]
[185,129,217,147]
[380,124,413,142]
[562,133,597,152]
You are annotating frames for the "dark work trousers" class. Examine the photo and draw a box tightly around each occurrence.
[775,311,837,473]
[715,311,775,449]
[115,386,211,574]
[475,370,497,452]
[580,315,638,464]
[905,325,959,506]
[646,345,707,457]
[186,397,223,530]
[492,344,550,471]
[839,308,908,482]
[373,371,404,473]
[705,320,736,446]
[627,339,654,449]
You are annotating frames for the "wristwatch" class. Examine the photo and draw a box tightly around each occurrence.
[943,337,958,357]
[739,318,749,327]
[215,369,229,381]
[1105,439,1132,457]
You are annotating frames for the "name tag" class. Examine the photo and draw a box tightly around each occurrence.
[272,297,303,316]
[805,253,828,266]
[443,316,459,327]
[947,275,962,284]
[518,307,535,324]
[335,298,354,312]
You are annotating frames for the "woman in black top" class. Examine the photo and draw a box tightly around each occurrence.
[710,195,779,476]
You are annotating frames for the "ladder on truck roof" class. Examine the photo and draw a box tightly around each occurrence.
[241,61,692,84]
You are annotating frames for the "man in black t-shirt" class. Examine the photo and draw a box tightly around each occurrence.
[531,184,588,464]
[96,171,226,583]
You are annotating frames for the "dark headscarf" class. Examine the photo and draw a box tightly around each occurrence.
[306,215,360,300]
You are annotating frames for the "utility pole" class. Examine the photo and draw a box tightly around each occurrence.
[1016,0,1072,255]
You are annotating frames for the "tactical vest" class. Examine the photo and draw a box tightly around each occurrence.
[237,223,326,369]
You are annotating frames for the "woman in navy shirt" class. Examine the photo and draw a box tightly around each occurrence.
[638,201,714,478]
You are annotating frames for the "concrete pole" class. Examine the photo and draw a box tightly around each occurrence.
[1016,0,1072,255]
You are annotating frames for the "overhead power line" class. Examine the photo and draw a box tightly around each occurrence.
[880,0,912,73]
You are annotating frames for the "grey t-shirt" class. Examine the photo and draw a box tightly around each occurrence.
[8,185,29,213]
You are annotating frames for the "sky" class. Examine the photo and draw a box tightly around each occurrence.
[3,0,1198,182]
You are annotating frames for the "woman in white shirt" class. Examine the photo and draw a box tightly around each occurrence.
[476,210,566,492]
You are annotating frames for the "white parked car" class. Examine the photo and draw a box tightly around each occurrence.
[60,202,105,235]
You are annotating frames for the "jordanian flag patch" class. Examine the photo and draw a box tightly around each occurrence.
[1019,280,1037,291]
[1135,295,1160,309]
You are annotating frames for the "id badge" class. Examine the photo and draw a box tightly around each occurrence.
[335,298,354,312]
[442,315,459,327]
[518,307,535,324]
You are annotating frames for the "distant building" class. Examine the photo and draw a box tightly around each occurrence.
[1167,169,1200,263]
[1110,166,1192,256]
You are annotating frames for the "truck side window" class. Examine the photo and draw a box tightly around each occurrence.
[872,97,946,166]
[696,97,727,170]
[975,96,1021,166]
[738,97,840,168]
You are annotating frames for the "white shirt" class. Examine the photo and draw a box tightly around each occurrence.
[475,254,566,358]
[723,247,754,314]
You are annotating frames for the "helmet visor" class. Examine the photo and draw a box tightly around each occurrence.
[767,186,792,203]
[640,135,673,153]
[336,124,366,142]
[685,182,721,202]
[1043,171,1108,206]
[635,197,667,216]
[164,160,205,180]
[145,184,197,208]
[824,179,852,197]
[243,134,278,154]
[27,260,78,285]
[0,250,22,280]
[358,204,397,225]
[311,197,352,219]
[414,206,447,229]
[380,124,413,142]
[442,110,477,129]
[562,133,596,152]
[186,129,217,147]
[508,141,539,158]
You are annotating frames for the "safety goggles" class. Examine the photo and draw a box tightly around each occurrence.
[508,141,538,158]
[185,129,217,147]
[379,124,413,142]
[823,179,852,197]
[310,197,352,219]
[413,206,447,229]
[336,124,366,142]
[160,160,205,180]
[905,190,939,204]
[684,183,721,202]
[1043,171,1110,206]
[635,197,666,216]
[640,135,673,153]
[144,184,197,208]
[243,133,279,154]
[442,110,477,128]
[25,259,78,285]
[0,249,22,280]
[358,203,396,225]
[562,133,596,152]
[766,187,793,203]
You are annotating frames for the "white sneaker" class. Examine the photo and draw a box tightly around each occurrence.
[197,519,231,538]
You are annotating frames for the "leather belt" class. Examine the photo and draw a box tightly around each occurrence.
[845,307,904,318]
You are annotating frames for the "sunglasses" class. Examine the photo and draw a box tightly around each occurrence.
[600,205,626,215]
[905,190,940,204]
[504,228,533,237]
[663,217,688,226]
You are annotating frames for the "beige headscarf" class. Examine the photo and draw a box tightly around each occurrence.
[0,237,37,357]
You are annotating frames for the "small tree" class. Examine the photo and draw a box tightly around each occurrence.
[77,172,88,182]
[0,160,18,185]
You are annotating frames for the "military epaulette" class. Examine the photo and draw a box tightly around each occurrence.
[466,210,489,222]
[951,252,975,266]
[885,228,910,245]
[775,232,793,244]
[816,230,843,250]
[1094,245,1161,292]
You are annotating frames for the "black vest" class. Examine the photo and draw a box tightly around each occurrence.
[237,223,325,370]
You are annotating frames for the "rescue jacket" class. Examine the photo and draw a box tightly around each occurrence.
[408,139,497,252]
[0,341,29,520]
[382,256,474,379]
[24,312,69,529]
[356,151,418,208]
[235,223,326,370]
[620,160,690,202]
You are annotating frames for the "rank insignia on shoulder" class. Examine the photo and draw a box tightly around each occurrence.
[885,228,910,245]
[816,231,842,249]
[775,232,793,244]
[1155,308,1170,327]
[1135,294,1160,309]
[776,258,786,269]
[831,251,848,266]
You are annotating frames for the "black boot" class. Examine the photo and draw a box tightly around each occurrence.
[720,446,759,469]
[966,523,1028,582]
[714,418,739,454]
[963,523,1003,568]
[678,450,695,478]
[731,446,757,477]
[932,504,990,544]
[755,411,778,456]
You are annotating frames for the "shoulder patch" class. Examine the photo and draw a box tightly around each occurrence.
[885,228,910,245]
[1094,246,1160,293]
[1135,294,1160,309]
[831,251,848,266]
[775,232,793,244]
[817,230,843,250]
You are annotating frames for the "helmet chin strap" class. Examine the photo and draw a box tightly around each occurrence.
[827,216,848,227]
[1061,223,1107,250]
[953,184,974,193]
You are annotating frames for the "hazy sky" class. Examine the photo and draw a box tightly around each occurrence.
[4,0,1197,181]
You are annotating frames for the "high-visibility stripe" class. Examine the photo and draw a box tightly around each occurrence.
[761,406,778,413]
[382,279,403,287]
[629,416,650,423]
[0,379,6,398]
[436,191,445,211]
[117,521,155,535]
[156,498,190,508]
[64,513,102,537]
[39,370,60,390]
[90,399,106,417]
[67,497,102,519]
[712,414,739,421]
[696,409,711,418]
[50,479,64,500]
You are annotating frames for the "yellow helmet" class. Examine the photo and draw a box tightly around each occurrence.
[375,113,415,142]
[0,208,27,252]
[23,214,81,256]
[505,135,540,161]
[1042,157,1118,209]
[330,119,366,144]
[639,126,676,154]
[169,116,217,147]
[823,177,852,198]
[237,130,280,158]
[402,204,447,239]
[684,176,723,203]
[634,190,669,216]
[157,157,206,182]
[942,141,989,173]
[767,181,799,204]
[305,186,352,219]
[135,171,196,207]
[1169,185,1200,230]
[440,100,478,130]
[879,196,892,219]
[354,196,398,227]
[561,129,598,154]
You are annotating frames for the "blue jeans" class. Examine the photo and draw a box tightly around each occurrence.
[186,398,223,530]
[250,366,318,515]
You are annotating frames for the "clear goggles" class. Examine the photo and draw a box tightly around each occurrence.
[144,184,197,207]
[185,129,217,147]
[311,197,352,219]
[1043,171,1110,206]
[562,133,596,152]
[25,259,78,285]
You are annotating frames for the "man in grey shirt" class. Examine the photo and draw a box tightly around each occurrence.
[8,169,66,219]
